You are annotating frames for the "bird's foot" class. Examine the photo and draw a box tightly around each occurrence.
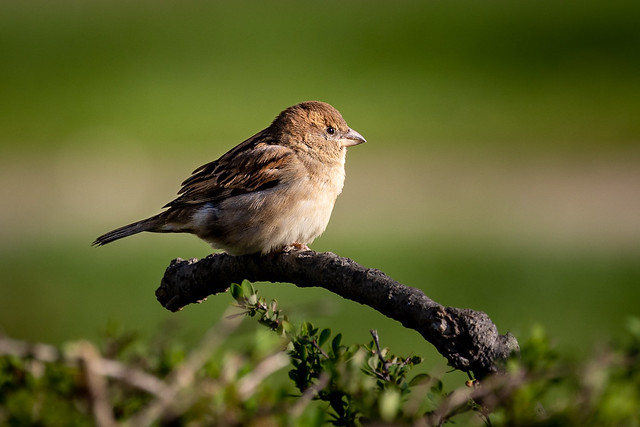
[281,242,311,253]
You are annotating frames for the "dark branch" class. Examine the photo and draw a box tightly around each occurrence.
[156,250,519,377]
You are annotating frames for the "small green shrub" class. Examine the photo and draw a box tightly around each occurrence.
[1,282,638,426]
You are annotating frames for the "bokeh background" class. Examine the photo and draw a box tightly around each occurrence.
[1,0,639,373]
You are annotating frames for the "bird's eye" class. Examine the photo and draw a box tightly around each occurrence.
[326,126,335,135]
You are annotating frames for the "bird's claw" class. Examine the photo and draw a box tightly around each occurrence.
[281,242,311,253]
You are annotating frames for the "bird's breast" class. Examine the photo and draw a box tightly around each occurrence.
[192,156,346,255]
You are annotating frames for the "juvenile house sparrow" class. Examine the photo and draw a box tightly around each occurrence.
[93,101,365,255]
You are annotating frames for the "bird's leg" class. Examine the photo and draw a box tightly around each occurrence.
[282,242,311,253]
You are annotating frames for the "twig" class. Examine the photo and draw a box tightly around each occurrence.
[370,329,390,380]
[73,342,116,427]
[290,372,330,418]
[0,335,167,396]
[127,308,243,426]
[92,359,169,397]
[237,352,290,400]
[425,369,529,426]
[312,339,330,359]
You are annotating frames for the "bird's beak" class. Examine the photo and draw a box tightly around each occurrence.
[341,128,367,147]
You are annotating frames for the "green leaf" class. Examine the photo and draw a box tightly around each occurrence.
[408,373,431,386]
[229,283,243,300]
[299,345,308,361]
[241,280,255,297]
[331,333,343,356]
[367,354,379,370]
[301,321,314,336]
[280,320,293,334]
[247,293,258,305]
[379,389,401,422]
[318,328,332,347]
[430,379,444,396]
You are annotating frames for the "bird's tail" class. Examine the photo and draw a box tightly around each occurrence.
[92,214,165,246]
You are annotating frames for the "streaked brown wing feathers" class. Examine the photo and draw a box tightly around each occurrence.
[164,132,293,207]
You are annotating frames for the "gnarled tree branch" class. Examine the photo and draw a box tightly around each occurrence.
[156,250,518,377]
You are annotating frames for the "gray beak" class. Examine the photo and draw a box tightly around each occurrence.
[341,128,367,147]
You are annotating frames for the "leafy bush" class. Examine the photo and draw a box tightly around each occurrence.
[1,282,639,426]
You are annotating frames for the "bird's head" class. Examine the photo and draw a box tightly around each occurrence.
[271,101,366,159]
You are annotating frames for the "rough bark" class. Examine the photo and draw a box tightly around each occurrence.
[156,250,519,377]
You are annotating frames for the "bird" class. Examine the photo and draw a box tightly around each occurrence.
[93,101,366,255]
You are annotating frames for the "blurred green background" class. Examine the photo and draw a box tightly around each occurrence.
[1,0,639,372]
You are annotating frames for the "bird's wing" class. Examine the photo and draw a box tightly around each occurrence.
[164,130,295,207]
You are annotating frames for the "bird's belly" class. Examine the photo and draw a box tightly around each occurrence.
[193,181,341,255]
[272,191,336,244]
